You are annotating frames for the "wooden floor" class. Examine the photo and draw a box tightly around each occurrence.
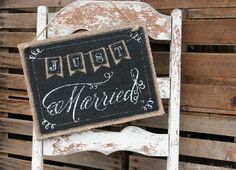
[0,0,236,169]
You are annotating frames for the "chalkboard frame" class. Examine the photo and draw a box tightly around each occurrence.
[18,25,164,139]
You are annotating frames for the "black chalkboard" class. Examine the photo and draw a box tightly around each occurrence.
[18,25,164,139]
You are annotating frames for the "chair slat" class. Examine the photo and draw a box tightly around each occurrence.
[43,126,169,157]
[47,1,171,40]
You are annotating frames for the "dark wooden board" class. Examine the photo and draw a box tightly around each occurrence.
[18,25,164,139]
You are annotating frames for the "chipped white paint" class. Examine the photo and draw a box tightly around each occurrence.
[43,126,169,156]
[32,2,182,170]
[167,9,182,170]
[47,1,171,40]
[157,77,170,99]
[32,6,48,170]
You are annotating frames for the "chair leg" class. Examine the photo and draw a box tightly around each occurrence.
[167,9,182,170]
[32,6,48,170]
[32,125,43,170]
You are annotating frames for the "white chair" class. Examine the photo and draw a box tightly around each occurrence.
[32,1,182,170]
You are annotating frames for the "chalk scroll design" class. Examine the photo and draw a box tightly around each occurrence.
[141,98,154,111]
[42,118,56,129]
[130,68,145,104]
[28,48,43,59]
[127,31,143,43]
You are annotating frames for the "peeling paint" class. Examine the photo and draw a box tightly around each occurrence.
[48,1,171,40]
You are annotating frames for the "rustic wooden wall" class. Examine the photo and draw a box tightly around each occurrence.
[0,0,236,169]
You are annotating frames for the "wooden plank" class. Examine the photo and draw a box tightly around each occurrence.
[0,118,32,135]
[181,107,236,115]
[0,89,28,99]
[0,98,31,115]
[180,137,236,162]
[143,0,236,9]
[189,8,236,19]
[132,112,236,137]
[0,53,21,69]
[181,84,236,112]
[129,155,234,170]
[183,19,236,44]
[1,19,236,47]
[179,53,236,78]
[0,156,81,170]
[0,138,122,170]
[0,0,74,9]
[1,0,235,9]
[0,32,35,48]
[0,73,26,89]
[0,13,36,29]
[154,52,236,84]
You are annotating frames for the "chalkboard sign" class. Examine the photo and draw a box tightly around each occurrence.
[18,25,164,139]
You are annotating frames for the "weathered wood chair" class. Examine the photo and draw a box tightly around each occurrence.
[32,1,182,170]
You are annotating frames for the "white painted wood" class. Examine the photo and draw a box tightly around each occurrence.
[157,77,170,99]
[47,1,171,40]
[32,6,48,170]
[43,126,169,156]
[167,9,182,170]
[32,2,182,170]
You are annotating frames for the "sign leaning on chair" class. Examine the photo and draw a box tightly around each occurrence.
[18,25,164,139]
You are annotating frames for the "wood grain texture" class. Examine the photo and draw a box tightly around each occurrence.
[0,73,26,89]
[132,112,236,137]
[181,84,236,112]
[183,20,236,44]
[189,8,236,19]
[180,137,236,162]
[0,138,122,170]
[0,53,22,69]
[0,13,36,29]
[0,32,35,48]
[154,52,236,83]
[0,156,81,170]
[0,0,74,9]
[143,0,236,9]
[0,118,32,135]
[129,155,234,170]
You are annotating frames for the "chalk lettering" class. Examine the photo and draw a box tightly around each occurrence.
[49,60,58,72]
[45,57,63,79]
[42,68,145,123]
[72,57,80,67]
[109,41,131,64]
